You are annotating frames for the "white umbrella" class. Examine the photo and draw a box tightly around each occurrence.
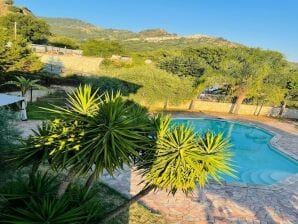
[0,94,27,121]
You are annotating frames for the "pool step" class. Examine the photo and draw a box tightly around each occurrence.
[240,170,291,185]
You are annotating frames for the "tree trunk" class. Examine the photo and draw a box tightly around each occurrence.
[57,169,76,198]
[85,171,96,190]
[163,100,168,110]
[189,100,195,110]
[98,185,154,223]
[30,87,33,103]
[233,88,247,114]
[30,161,41,179]
[278,101,286,117]
[257,103,264,116]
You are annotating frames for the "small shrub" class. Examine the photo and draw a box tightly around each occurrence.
[0,108,20,147]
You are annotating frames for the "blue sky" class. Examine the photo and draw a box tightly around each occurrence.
[16,0,298,62]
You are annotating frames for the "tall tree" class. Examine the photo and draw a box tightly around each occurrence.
[0,14,50,44]
[0,29,42,73]
[4,76,44,96]
[219,48,288,114]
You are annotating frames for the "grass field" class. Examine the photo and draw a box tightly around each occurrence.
[39,54,104,74]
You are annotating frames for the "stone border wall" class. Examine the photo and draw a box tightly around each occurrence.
[146,100,298,119]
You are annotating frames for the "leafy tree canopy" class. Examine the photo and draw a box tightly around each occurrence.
[0,28,42,73]
[0,13,50,44]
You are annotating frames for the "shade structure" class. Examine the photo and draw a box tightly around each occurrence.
[0,94,27,121]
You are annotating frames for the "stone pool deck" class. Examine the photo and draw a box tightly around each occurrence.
[18,113,298,223]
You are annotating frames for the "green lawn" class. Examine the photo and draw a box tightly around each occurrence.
[27,100,65,120]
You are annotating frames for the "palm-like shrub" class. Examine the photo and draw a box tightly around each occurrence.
[3,197,86,224]
[100,116,235,222]
[0,172,59,214]
[51,84,100,117]
[11,121,52,177]
[23,85,151,196]
[196,131,235,186]
[4,76,44,97]
[0,173,99,224]
[141,125,202,194]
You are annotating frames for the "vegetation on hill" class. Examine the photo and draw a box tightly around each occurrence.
[42,17,137,40]
[139,28,177,38]
[41,17,238,51]
[81,39,124,57]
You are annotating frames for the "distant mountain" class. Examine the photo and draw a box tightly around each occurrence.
[41,17,239,48]
[139,28,177,38]
[42,17,138,40]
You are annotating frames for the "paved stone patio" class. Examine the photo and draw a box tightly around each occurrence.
[17,113,298,223]
[101,166,297,224]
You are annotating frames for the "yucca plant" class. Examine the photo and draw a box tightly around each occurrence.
[64,186,103,223]
[10,122,53,178]
[2,196,86,224]
[1,172,58,198]
[0,173,101,224]
[32,85,151,196]
[196,131,236,187]
[47,84,101,118]
[99,116,235,223]
[59,91,151,194]
[0,172,59,215]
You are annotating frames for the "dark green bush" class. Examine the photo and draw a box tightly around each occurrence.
[0,108,20,147]
[0,173,102,223]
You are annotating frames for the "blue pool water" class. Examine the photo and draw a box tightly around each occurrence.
[172,118,298,185]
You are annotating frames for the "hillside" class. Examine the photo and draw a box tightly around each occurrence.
[42,17,139,40]
[41,17,239,49]
[0,0,32,16]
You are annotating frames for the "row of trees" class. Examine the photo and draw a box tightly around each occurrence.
[158,46,297,113]
[1,85,235,222]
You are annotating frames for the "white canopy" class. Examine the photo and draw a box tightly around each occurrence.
[0,94,25,107]
[0,94,27,120]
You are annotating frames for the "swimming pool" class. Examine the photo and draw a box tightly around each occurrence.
[172,118,298,185]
